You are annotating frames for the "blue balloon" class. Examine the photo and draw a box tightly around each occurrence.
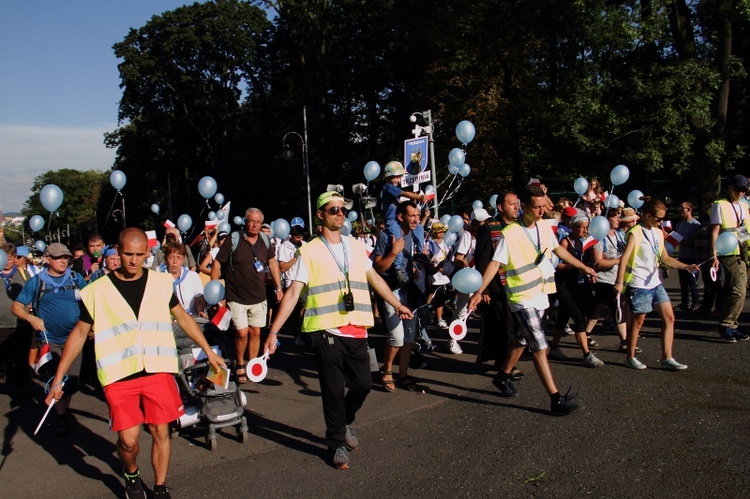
[443,231,457,247]
[40,184,63,212]
[234,216,244,226]
[448,162,460,175]
[440,214,451,226]
[424,184,435,195]
[458,163,471,178]
[455,120,476,144]
[0,250,7,270]
[214,193,224,205]
[451,268,483,294]
[34,240,46,253]
[448,215,464,233]
[364,161,381,182]
[216,210,225,220]
[151,203,160,214]
[489,194,498,209]
[203,280,225,305]
[573,177,589,196]
[605,194,620,209]
[29,215,45,232]
[610,164,630,186]
[589,216,610,241]
[472,200,483,210]
[110,170,127,190]
[347,210,358,222]
[448,148,465,167]
[627,190,644,209]
[274,219,291,240]
[177,214,192,232]
[715,232,739,255]
[217,222,231,234]
[198,176,218,199]
[341,219,352,236]
[208,211,216,221]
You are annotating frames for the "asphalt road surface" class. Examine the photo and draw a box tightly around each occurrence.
[1,273,749,498]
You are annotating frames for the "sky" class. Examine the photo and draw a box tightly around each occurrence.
[0,1,222,213]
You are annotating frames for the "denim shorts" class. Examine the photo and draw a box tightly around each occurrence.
[625,284,670,315]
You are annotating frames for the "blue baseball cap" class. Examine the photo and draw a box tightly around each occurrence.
[16,245,30,257]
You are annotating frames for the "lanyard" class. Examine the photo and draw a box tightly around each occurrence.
[641,227,661,264]
[521,224,542,255]
[319,236,351,293]
[730,202,744,227]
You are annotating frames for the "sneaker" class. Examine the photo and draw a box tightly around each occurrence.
[344,425,359,451]
[564,324,575,335]
[550,387,582,416]
[332,445,350,469]
[625,357,647,370]
[437,319,449,329]
[448,339,463,354]
[732,329,749,341]
[123,468,146,499]
[153,485,172,499]
[424,341,436,353]
[583,352,604,368]
[587,337,599,348]
[660,358,688,371]
[617,343,643,354]
[492,377,517,398]
[547,345,568,361]
[509,367,525,381]
[717,326,737,343]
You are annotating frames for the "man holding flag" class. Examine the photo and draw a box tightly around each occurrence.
[12,243,87,434]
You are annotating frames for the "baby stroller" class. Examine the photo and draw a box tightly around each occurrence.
[174,360,249,451]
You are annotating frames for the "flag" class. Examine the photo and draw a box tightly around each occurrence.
[210,306,232,331]
[219,201,231,220]
[581,236,598,253]
[163,219,176,229]
[205,220,219,231]
[34,342,53,374]
[145,230,158,248]
[665,231,683,247]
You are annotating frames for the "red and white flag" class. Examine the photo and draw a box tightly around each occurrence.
[146,230,158,248]
[581,236,598,253]
[219,201,231,220]
[163,219,176,229]
[205,220,219,231]
[210,306,232,331]
[665,231,683,248]
[34,342,53,374]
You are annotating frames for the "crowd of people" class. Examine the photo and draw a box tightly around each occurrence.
[1,166,749,492]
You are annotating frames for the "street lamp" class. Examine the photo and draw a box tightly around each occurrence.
[410,110,439,216]
[282,106,313,232]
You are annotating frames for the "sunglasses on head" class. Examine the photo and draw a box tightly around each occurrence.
[322,206,347,216]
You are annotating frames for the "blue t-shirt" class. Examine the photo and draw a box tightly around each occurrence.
[374,230,416,274]
[380,183,403,223]
[16,269,87,344]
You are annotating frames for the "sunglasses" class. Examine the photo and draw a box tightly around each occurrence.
[322,206,347,216]
[651,215,665,223]
[49,255,70,260]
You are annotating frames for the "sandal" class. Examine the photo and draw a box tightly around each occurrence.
[396,376,422,392]
[234,364,248,384]
[380,369,396,392]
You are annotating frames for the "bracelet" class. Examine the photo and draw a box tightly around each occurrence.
[44,374,69,394]
[275,287,282,292]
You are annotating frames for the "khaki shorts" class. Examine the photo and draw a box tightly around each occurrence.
[229,301,267,330]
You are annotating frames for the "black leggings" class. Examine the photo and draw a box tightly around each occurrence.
[593,281,624,324]
[554,272,594,332]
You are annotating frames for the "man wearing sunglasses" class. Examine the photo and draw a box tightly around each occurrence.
[710,174,750,341]
[265,191,412,469]
[12,242,87,434]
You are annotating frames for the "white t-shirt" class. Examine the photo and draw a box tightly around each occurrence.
[492,223,558,312]
[455,230,475,267]
[628,227,661,290]
[173,269,205,314]
[277,239,302,288]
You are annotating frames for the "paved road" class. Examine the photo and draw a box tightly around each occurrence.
[2,273,749,498]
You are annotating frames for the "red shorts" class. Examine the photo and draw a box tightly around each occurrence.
[103,373,184,432]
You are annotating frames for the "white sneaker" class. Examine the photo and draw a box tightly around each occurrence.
[564,324,575,335]
[448,340,463,354]
[437,319,449,329]
[583,352,604,368]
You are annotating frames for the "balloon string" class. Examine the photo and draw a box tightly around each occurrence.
[102,191,122,227]
[186,204,208,240]
[437,175,459,207]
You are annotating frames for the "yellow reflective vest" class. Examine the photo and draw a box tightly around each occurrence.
[81,270,178,386]
[298,237,374,332]
[623,225,663,286]
[501,222,556,305]
[714,199,750,256]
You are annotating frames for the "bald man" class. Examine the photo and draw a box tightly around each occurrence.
[47,228,224,499]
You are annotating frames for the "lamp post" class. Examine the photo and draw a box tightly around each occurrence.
[282,106,313,232]
[410,110,439,216]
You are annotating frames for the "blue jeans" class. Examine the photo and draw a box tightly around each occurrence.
[625,284,670,315]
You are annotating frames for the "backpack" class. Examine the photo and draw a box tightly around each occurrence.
[225,231,271,275]
[33,272,81,315]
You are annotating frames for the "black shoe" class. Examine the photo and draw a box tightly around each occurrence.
[717,325,737,343]
[55,412,77,437]
[509,367,524,381]
[550,387,582,416]
[492,377,517,398]
[123,468,146,499]
[732,329,749,341]
[153,484,172,499]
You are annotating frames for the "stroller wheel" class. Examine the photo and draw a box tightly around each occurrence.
[238,428,250,444]
[206,435,218,451]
